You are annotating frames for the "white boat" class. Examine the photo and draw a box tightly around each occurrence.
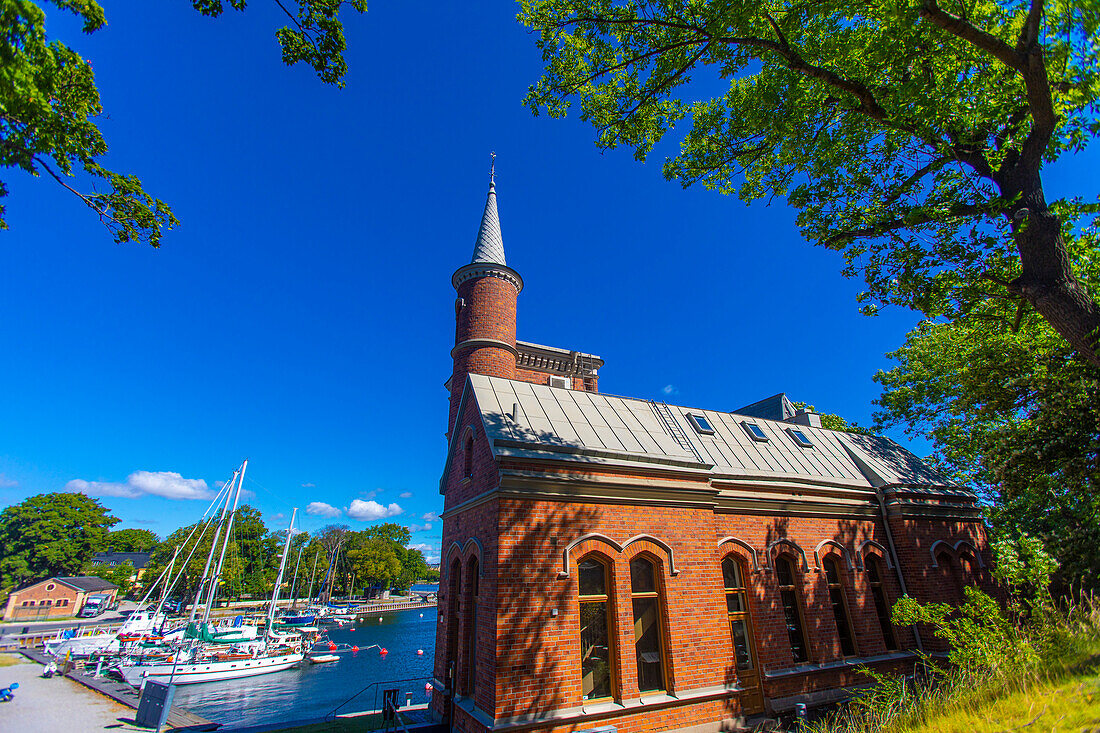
[308,654,339,664]
[117,475,308,688]
[44,609,168,658]
[120,650,303,687]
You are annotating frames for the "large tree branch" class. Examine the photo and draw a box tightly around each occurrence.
[918,0,1023,72]
[822,201,994,247]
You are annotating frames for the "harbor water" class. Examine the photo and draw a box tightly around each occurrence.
[173,600,438,729]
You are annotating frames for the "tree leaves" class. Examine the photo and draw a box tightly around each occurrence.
[520,0,1100,365]
[2,0,367,244]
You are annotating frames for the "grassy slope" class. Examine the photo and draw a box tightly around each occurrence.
[910,673,1100,732]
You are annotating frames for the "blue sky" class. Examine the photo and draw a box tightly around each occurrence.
[1,2,1096,562]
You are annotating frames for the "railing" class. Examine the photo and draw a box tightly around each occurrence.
[327,675,434,730]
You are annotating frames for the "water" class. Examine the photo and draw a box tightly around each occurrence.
[173,603,438,728]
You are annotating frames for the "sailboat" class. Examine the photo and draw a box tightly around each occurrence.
[117,462,307,687]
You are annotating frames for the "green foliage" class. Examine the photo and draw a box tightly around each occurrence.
[991,532,1059,606]
[875,234,1100,590]
[85,560,135,594]
[1,0,365,243]
[106,528,160,552]
[791,401,871,434]
[521,0,1100,365]
[0,492,118,590]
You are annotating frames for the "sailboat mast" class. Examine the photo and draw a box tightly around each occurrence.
[306,550,320,604]
[189,471,237,624]
[288,546,304,610]
[203,459,246,625]
[266,508,298,633]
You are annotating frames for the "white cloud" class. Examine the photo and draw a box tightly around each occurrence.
[305,501,342,518]
[0,474,17,488]
[399,491,413,499]
[662,384,679,395]
[301,482,316,488]
[421,512,438,522]
[346,499,403,521]
[66,471,212,500]
[407,542,439,563]
[409,522,433,533]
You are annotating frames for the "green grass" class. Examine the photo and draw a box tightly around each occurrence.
[906,672,1100,732]
[0,653,26,667]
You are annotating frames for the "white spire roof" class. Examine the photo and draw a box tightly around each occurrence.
[470,158,506,265]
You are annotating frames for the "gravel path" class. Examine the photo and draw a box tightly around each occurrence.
[0,655,145,732]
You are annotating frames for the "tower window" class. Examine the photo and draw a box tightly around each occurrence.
[578,556,615,700]
[463,433,474,479]
[687,413,715,434]
[629,556,667,693]
[788,429,813,448]
[741,421,769,442]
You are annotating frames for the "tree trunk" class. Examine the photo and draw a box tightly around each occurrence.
[1003,174,1100,368]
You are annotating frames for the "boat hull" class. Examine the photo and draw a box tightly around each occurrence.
[121,652,303,687]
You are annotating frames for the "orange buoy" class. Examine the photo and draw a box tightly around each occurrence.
[417,649,424,655]
[380,647,388,656]
[328,643,337,651]
[351,645,359,652]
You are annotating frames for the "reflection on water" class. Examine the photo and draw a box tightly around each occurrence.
[173,601,438,728]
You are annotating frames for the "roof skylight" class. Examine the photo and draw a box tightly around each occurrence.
[741,421,768,442]
[687,413,715,434]
[788,428,814,448]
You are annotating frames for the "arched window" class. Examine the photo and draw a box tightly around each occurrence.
[938,551,964,605]
[823,557,857,657]
[722,556,754,671]
[445,557,462,691]
[464,558,480,696]
[775,556,809,663]
[629,556,666,693]
[463,433,474,478]
[865,555,897,650]
[578,555,615,700]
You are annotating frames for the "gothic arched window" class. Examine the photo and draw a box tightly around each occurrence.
[578,555,615,700]
[823,557,857,657]
[865,555,897,650]
[775,556,810,663]
[629,556,666,692]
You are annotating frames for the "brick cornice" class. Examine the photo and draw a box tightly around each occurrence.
[452,262,523,292]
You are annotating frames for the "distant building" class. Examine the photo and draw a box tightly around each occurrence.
[90,551,153,585]
[430,170,991,731]
[3,576,118,621]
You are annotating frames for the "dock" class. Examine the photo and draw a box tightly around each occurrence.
[20,648,218,731]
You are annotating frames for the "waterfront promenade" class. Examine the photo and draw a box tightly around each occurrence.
[0,653,148,732]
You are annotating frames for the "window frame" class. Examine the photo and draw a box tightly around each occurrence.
[864,554,897,651]
[823,556,858,657]
[687,413,715,435]
[741,421,769,442]
[787,428,814,448]
[775,555,811,664]
[628,554,669,694]
[463,432,475,479]
[722,555,757,673]
[577,554,617,702]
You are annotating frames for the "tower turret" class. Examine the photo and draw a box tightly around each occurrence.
[448,161,523,436]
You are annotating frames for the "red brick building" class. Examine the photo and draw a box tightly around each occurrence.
[3,576,118,621]
[431,170,990,732]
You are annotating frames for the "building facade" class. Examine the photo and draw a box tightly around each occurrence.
[431,172,991,733]
[3,576,118,621]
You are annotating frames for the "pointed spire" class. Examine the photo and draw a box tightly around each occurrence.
[470,152,506,265]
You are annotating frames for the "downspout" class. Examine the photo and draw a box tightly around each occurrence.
[874,485,924,653]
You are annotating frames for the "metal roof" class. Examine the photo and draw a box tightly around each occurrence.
[467,374,958,490]
[470,171,506,265]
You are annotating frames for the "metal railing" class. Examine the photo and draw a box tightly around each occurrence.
[327,674,434,729]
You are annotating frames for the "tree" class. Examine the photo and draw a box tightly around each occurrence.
[86,560,136,595]
[521,0,1100,367]
[875,235,1100,588]
[107,528,160,552]
[2,0,367,244]
[0,492,118,589]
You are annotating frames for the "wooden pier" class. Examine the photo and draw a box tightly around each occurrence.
[20,648,218,731]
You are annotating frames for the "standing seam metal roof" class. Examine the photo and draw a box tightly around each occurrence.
[467,374,957,489]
